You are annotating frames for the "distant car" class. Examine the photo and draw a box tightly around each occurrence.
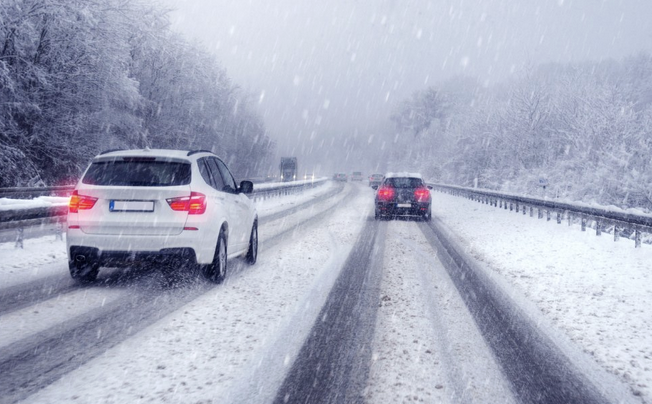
[368,173,384,188]
[66,149,258,283]
[351,171,363,181]
[334,173,348,182]
[374,172,432,221]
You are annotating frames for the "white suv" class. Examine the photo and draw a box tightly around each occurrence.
[66,149,258,283]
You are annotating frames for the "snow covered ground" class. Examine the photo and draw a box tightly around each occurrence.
[431,191,652,403]
[0,182,649,403]
[0,196,69,211]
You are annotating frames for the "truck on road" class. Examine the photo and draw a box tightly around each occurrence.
[280,157,298,182]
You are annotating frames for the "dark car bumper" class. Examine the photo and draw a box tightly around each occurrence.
[375,202,430,217]
[69,246,198,268]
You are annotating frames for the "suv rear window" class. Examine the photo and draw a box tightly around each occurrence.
[82,160,191,186]
[385,177,423,188]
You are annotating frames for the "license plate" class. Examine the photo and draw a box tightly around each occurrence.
[397,203,411,208]
[110,200,154,212]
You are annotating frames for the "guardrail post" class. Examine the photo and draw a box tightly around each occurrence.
[556,212,562,224]
[55,222,64,241]
[530,206,534,217]
[538,208,543,219]
[635,227,642,248]
[509,202,513,211]
[596,220,602,236]
[614,224,620,242]
[523,205,527,215]
[15,227,24,249]
[568,213,572,226]
[546,210,551,221]
[581,216,587,232]
[515,203,519,213]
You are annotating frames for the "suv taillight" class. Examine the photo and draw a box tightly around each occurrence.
[414,187,430,202]
[166,192,207,214]
[377,186,395,201]
[69,190,98,213]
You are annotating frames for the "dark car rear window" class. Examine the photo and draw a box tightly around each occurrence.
[385,177,423,188]
[82,160,191,186]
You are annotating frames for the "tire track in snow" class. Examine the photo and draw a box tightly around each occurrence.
[365,220,515,404]
[273,217,387,404]
[419,219,612,404]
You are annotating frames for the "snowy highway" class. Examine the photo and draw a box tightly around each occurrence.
[0,182,647,404]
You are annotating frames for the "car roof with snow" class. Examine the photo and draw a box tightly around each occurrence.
[384,172,423,179]
[93,149,215,161]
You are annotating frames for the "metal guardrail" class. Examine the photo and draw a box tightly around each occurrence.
[0,185,75,199]
[250,178,327,201]
[429,183,652,248]
[0,179,328,234]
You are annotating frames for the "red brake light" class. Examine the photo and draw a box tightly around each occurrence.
[377,186,395,201]
[167,192,207,214]
[69,190,97,213]
[414,187,430,202]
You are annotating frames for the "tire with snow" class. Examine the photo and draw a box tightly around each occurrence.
[423,208,432,222]
[246,221,258,265]
[203,230,227,283]
[69,260,99,283]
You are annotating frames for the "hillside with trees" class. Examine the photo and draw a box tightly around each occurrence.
[0,0,274,187]
[390,55,652,212]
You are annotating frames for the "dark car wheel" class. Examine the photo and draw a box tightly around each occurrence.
[203,230,227,283]
[423,208,432,222]
[69,260,99,283]
[246,221,258,265]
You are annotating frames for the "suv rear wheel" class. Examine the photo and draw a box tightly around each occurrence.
[423,208,432,222]
[203,230,227,283]
[69,260,99,283]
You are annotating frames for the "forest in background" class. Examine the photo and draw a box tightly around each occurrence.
[391,54,652,212]
[0,0,274,187]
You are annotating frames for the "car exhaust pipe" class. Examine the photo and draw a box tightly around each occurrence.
[76,255,86,263]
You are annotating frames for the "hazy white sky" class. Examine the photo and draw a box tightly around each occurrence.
[165,0,652,172]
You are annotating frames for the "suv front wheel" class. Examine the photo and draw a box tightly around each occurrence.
[246,221,258,264]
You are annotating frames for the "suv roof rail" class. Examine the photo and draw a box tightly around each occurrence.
[187,149,214,156]
[99,148,124,155]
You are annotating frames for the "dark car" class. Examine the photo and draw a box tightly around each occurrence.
[374,172,432,221]
[334,173,348,182]
[368,173,384,188]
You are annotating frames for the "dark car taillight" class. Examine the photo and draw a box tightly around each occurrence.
[414,187,430,202]
[166,192,207,214]
[69,190,98,213]
[377,186,395,201]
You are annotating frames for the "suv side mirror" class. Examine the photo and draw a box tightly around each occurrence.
[427,185,433,190]
[371,185,378,190]
[239,180,254,194]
